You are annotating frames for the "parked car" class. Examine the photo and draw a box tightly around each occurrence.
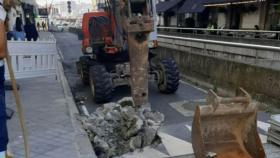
[57,24,64,32]
[62,23,69,31]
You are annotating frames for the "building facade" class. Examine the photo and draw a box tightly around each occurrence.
[157,0,279,30]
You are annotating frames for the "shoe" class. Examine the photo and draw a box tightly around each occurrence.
[6,144,13,158]
[5,152,12,158]
[5,152,13,158]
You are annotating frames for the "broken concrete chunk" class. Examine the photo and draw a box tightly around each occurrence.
[129,135,143,150]
[118,97,135,107]
[143,110,165,124]
[94,136,110,151]
[80,97,164,158]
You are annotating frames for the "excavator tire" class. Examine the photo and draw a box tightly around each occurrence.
[78,56,90,85]
[157,58,180,94]
[89,64,113,103]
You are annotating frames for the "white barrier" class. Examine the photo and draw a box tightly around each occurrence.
[5,32,58,79]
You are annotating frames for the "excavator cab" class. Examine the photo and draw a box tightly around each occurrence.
[81,12,113,54]
[88,16,112,46]
[192,88,265,158]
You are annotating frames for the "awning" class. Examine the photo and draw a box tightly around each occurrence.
[178,0,205,13]
[204,0,259,6]
[156,0,183,12]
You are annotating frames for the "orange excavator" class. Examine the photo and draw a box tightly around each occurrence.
[77,0,180,105]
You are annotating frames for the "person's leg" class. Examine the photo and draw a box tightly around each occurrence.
[20,33,25,41]
[14,32,19,41]
[0,66,8,152]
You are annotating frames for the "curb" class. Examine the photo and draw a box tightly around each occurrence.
[57,60,97,158]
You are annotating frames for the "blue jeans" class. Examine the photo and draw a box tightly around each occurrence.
[0,66,8,151]
[13,31,25,41]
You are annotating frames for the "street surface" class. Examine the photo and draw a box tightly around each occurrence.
[55,32,276,157]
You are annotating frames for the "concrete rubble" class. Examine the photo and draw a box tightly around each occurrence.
[268,114,280,146]
[78,97,164,158]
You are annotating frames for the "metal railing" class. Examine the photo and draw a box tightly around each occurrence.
[158,34,280,52]
[157,34,280,70]
[157,27,280,40]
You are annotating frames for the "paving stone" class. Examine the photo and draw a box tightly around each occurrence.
[43,144,78,158]
[35,154,53,158]
[7,77,80,158]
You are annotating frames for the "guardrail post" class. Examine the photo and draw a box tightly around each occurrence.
[203,42,206,54]
[255,49,259,64]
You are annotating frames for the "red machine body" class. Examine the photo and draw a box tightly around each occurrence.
[81,11,117,54]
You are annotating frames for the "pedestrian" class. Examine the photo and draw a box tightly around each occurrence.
[254,25,260,38]
[24,18,39,41]
[36,21,40,31]
[5,17,12,40]
[0,0,9,157]
[42,21,46,31]
[13,17,24,40]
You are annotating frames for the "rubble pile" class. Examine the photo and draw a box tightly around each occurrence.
[79,98,164,158]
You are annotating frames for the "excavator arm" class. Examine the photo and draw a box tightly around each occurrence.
[112,0,154,106]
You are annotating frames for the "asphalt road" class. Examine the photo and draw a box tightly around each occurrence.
[54,32,274,157]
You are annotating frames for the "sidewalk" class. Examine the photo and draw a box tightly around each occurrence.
[5,68,94,158]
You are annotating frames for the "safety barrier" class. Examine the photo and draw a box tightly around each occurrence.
[5,32,58,79]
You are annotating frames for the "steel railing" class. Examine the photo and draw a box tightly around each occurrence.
[157,27,280,40]
[157,34,280,70]
[158,34,280,52]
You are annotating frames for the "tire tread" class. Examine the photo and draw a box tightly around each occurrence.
[89,65,113,103]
